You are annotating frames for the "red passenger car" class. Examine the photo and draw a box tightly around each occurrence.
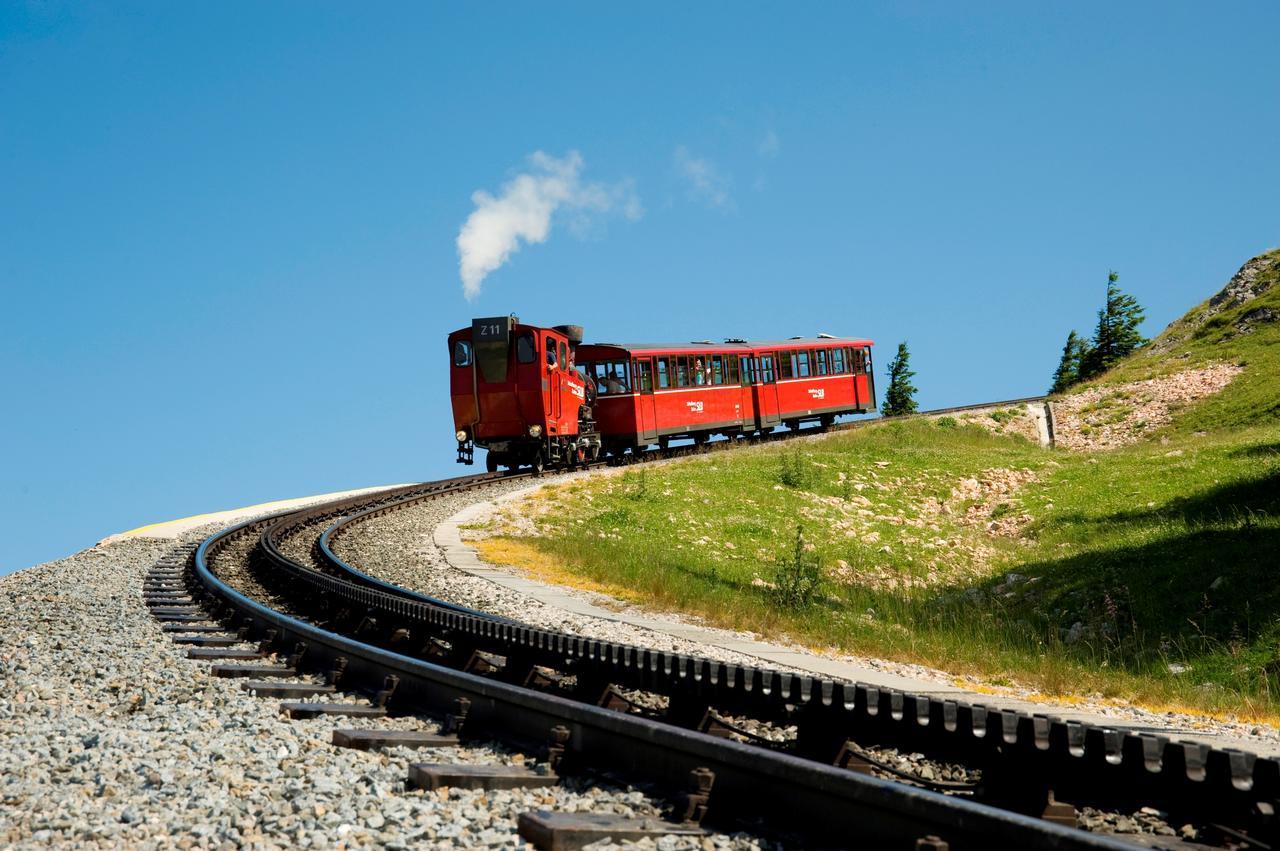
[575,337,876,456]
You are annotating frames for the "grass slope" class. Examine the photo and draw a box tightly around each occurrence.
[480,251,1280,719]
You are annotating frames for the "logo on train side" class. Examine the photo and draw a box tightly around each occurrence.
[686,400,704,413]
[567,381,585,400]
[808,388,825,399]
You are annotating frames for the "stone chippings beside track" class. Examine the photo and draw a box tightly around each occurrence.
[331,478,796,671]
[1,534,770,849]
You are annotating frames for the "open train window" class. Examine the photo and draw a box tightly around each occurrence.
[796,350,810,377]
[594,360,630,395]
[516,333,535,364]
[545,335,558,368]
[657,357,671,389]
[863,347,873,374]
[634,359,653,392]
[453,340,473,367]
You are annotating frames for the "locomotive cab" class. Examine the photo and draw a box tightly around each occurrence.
[448,316,599,472]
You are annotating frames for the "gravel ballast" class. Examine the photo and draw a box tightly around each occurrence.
[0,528,768,849]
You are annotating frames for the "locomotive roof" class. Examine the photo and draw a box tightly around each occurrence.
[579,336,874,354]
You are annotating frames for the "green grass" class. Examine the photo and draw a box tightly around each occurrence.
[481,250,1280,718]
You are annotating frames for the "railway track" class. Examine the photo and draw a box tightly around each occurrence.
[148,398,1275,849]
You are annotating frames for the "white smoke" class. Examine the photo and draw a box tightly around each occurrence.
[456,151,641,300]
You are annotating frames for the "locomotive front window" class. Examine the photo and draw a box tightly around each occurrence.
[517,333,535,364]
[453,340,473,367]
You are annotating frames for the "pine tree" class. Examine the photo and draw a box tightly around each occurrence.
[881,341,918,416]
[1079,271,1147,380]
[1049,330,1089,394]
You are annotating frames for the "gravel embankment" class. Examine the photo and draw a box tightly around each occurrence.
[331,477,802,671]
[0,529,768,849]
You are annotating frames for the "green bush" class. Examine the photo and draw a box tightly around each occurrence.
[772,526,823,609]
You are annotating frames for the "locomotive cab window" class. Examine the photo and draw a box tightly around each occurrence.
[452,340,473,367]
[516,333,535,364]
[545,336,558,368]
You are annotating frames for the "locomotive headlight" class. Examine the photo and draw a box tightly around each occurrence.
[528,425,543,438]
[455,430,468,442]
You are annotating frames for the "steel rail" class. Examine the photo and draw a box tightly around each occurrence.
[191,515,1134,849]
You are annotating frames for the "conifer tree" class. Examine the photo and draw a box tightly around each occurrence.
[1079,271,1147,380]
[1049,330,1089,394]
[881,341,918,416]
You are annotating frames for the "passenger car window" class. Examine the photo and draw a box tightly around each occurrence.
[863,347,873,374]
[516,333,535,364]
[779,350,793,379]
[453,340,473,367]
[815,349,829,375]
[634,359,653,392]
[796,351,810,377]
[832,348,845,373]
[657,357,670,389]
[676,357,689,387]
[711,355,724,385]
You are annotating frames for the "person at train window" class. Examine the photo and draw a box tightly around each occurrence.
[546,335,558,368]
[694,358,706,385]
[604,362,627,394]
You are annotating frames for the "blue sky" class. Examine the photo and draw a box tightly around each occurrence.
[2,3,1278,573]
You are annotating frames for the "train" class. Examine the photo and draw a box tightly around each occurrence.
[449,315,876,472]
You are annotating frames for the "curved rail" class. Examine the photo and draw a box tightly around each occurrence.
[190,510,1131,849]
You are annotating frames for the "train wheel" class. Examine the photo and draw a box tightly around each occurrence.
[486,453,498,473]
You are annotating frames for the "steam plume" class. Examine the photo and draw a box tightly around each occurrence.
[456,151,640,300]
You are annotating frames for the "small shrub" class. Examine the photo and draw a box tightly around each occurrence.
[624,470,649,501]
[777,446,807,489]
[772,526,823,609]
[936,416,958,429]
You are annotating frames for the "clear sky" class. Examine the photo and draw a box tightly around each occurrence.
[2,3,1278,574]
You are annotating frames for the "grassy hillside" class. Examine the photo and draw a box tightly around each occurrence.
[476,251,1280,719]
[1072,248,1280,432]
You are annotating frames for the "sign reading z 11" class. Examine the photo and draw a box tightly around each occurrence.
[473,316,514,341]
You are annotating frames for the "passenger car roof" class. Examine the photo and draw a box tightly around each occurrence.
[579,337,874,355]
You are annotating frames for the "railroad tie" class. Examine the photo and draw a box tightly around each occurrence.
[516,812,706,851]
[279,701,387,720]
[185,647,265,660]
[331,729,459,751]
[407,763,555,791]
[239,681,335,699]
[209,664,296,679]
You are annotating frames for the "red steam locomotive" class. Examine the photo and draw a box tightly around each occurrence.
[449,316,875,472]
